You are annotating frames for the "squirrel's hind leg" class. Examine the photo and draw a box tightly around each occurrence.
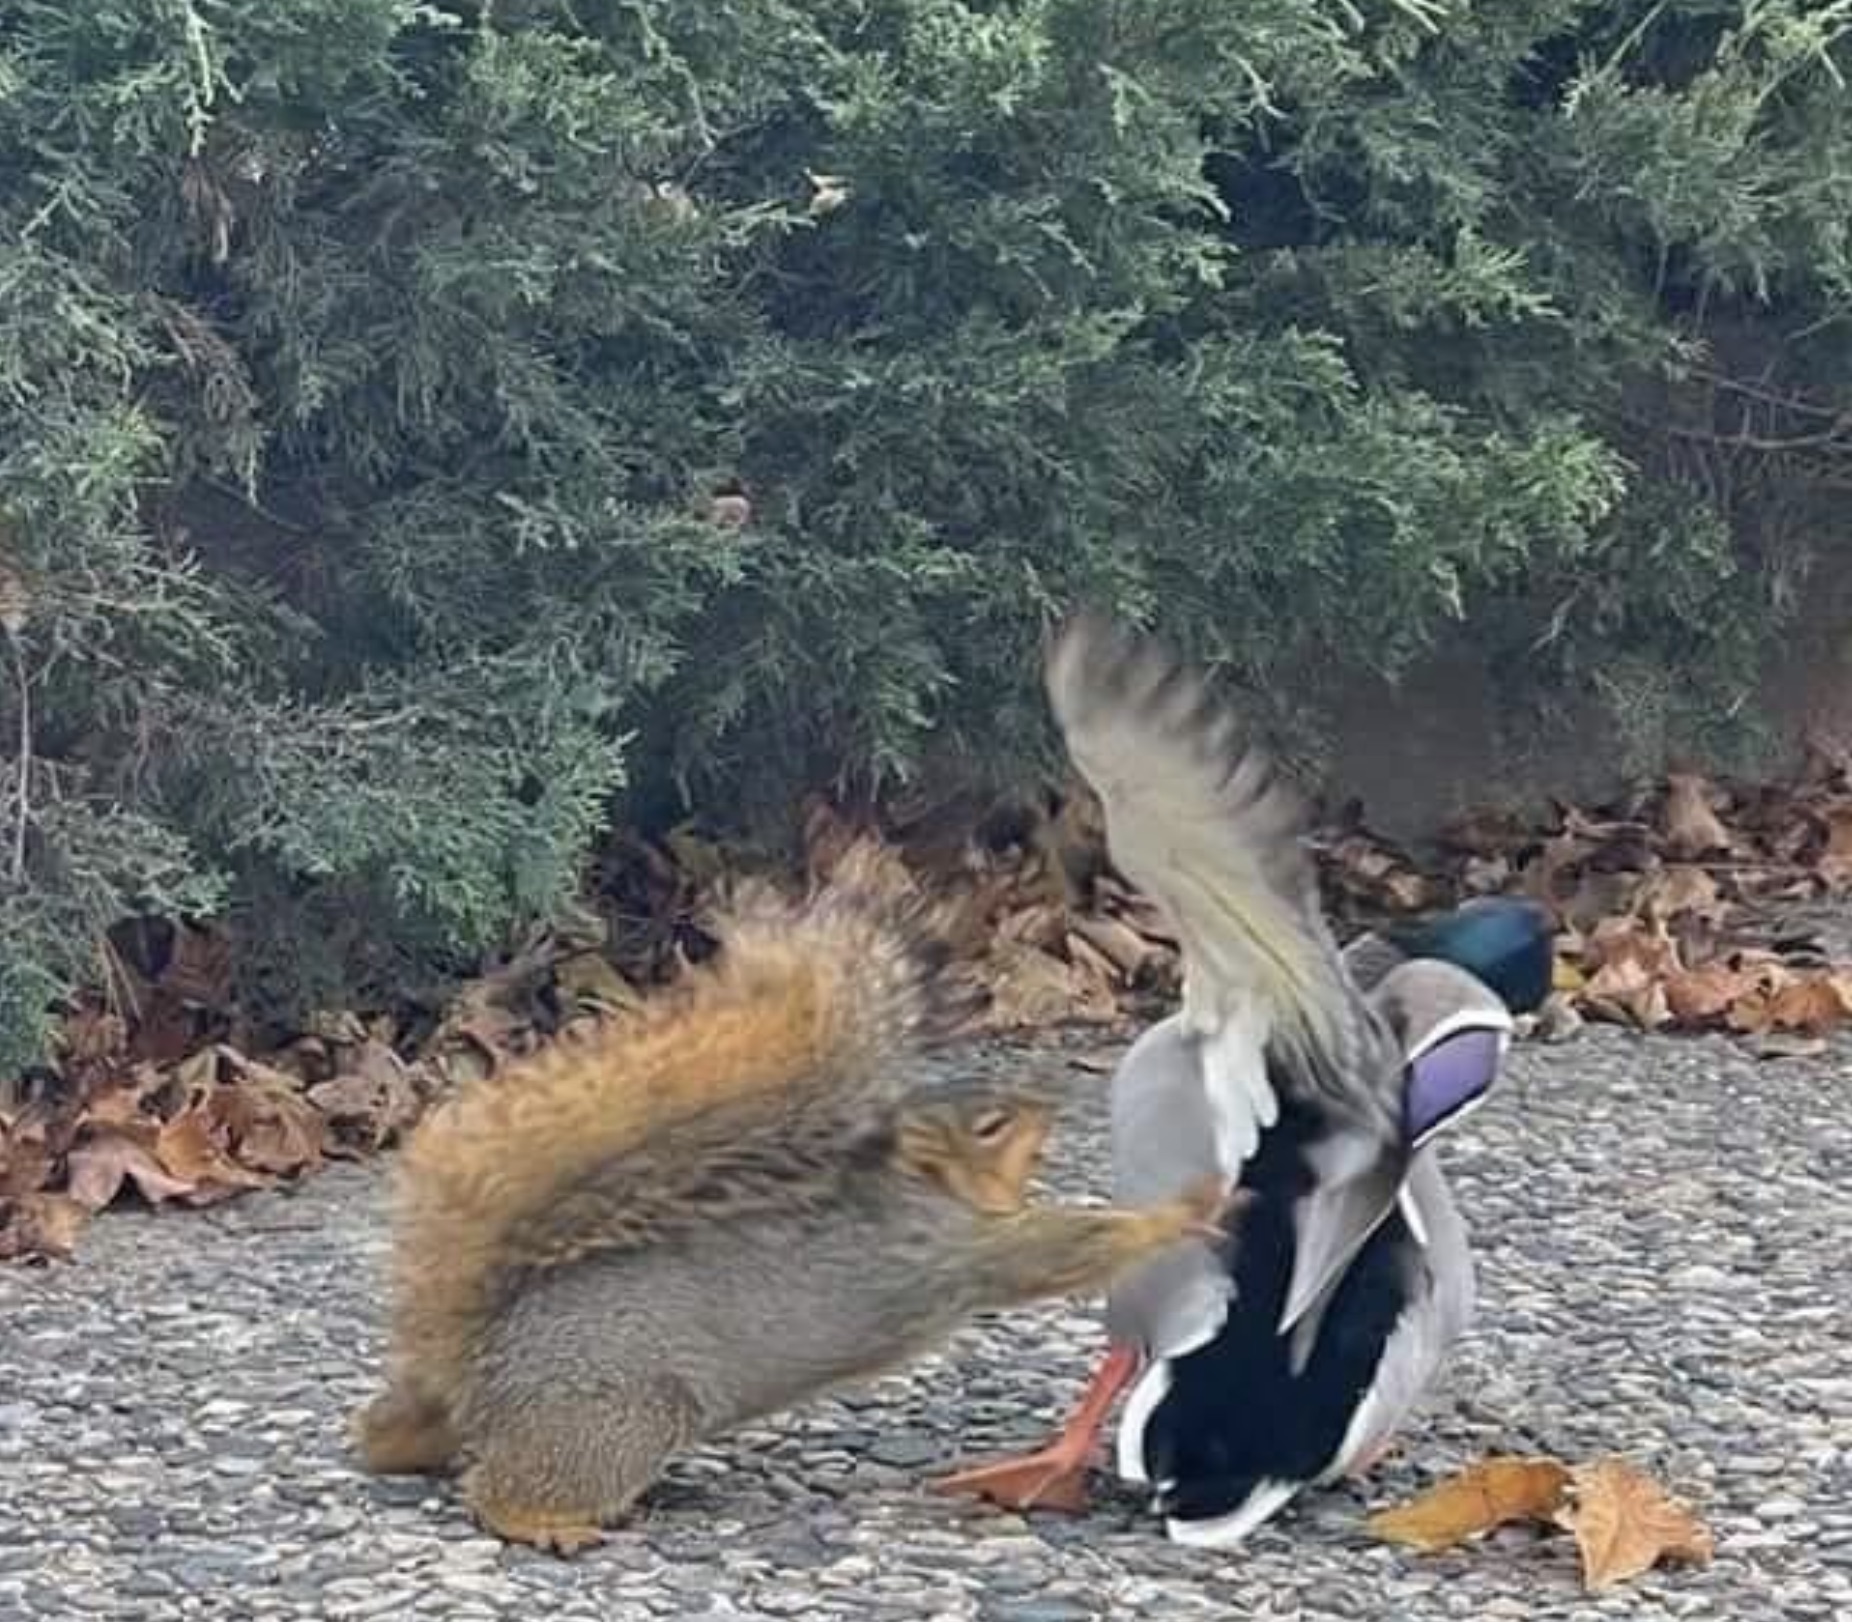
[460,1375,698,1556]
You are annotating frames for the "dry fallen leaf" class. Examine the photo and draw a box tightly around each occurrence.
[1069,913,1171,988]
[1438,805,1534,856]
[1367,1457,1571,1552]
[52,1004,130,1073]
[1526,992,1586,1042]
[1661,961,1761,1025]
[154,1106,270,1199]
[981,940,1118,1029]
[1460,853,1513,894]
[307,1040,429,1154]
[1326,833,1436,913]
[994,901,1070,953]
[65,1128,198,1211]
[1749,1032,1829,1060]
[0,1113,56,1198]
[1728,969,1852,1037]
[1557,1457,1714,1592]
[1635,863,1726,925]
[1369,1453,1714,1595]
[1770,972,1852,1034]
[208,1074,327,1177]
[303,1008,371,1046]
[1660,774,1734,858]
[0,1192,89,1260]
[1817,805,1852,888]
[1102,885,1176,947]
[154,921,234,1006]
[1550,954,1587,993]
[1581,954,1672,1030]
[554,950,643,1015]
[1576,916,1685,1029]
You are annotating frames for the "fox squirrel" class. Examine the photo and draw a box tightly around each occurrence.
[353,842,1236,1553]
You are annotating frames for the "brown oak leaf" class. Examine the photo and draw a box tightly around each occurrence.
[1581,955,1672,1030]
[1661,961,1762,1026]
[983,939,1118,1029]
[205,1067,327,1177]
[1817,804,1852,889]
[553,950,643,1016]
[1728,969,1852,1037]
[1634,863,1726,925]
[306,1039,429,1154]
[0,1113,56,1198]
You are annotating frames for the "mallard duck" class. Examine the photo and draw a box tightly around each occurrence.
[931,612,1552,1542]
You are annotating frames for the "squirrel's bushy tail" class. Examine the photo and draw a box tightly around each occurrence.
[376,837,985,1412]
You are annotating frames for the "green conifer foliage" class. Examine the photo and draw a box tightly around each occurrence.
[0,0,1846,1065]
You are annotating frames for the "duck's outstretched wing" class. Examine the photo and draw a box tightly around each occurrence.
[1044,610,1400,1117]
[1044,610,1407,1330]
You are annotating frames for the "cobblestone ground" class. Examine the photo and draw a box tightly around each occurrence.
[3,1024,1848,1621]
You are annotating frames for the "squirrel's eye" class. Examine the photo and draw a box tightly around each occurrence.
[972,1110,1013,1141]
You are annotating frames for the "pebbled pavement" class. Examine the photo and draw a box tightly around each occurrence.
[2,1024,1848,1621]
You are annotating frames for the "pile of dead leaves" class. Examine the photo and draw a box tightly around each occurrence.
[1368,1453,1715,1594]
[6,750,1850,1263]
[0,1006,443,1263]
[1325,753,1852,1053]
[0,925,638,1263]
[873,749,1852,1047]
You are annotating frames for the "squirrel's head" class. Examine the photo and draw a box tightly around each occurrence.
[893,1093,1055,1214]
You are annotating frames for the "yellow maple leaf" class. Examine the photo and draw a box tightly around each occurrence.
[1366,1457,1571,1552]
[1556,1457,1715,1592]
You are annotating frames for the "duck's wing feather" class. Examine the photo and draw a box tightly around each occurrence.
[1045,611,1410,1332]
[1322,1150,1478,1477]
[1045,611,1404,1127]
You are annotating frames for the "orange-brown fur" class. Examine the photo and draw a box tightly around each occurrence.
[351,839,1241,1547]
[894,1100,1055,1214]
[362,841,989,1459]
